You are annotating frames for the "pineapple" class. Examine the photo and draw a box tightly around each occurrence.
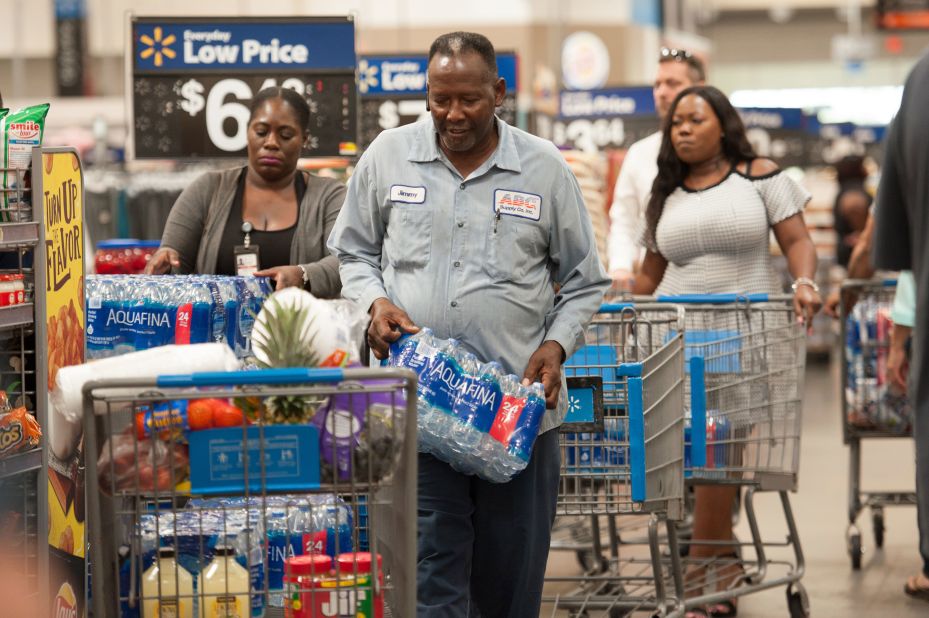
[250,288,326,424]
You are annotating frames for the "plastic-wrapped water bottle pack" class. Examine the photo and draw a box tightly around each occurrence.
[844,300,912,433]
[130,494,354,615]
[388,329,546,483]
[85,275,273,360]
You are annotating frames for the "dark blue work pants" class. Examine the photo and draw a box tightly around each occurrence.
[416,428,561,617]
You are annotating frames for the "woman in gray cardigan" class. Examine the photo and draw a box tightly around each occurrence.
[145,87,346,298]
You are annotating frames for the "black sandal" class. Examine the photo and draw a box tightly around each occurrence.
[904,574,929,602]
[707,557,746,616]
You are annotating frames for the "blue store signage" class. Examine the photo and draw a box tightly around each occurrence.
[133,18,356,72]
[129,16,357,159]
[559,86,656,118]
[359,51,519,96]
[738,107,806,131]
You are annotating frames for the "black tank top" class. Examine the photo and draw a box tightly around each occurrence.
[214,169,306,276]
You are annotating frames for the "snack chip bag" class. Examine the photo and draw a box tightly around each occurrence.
[0,407,42,458]
[1,103,50,221]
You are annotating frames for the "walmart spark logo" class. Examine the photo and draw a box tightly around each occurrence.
[358,59,379,94]
[568,395,582,416]
[139,27,176,67]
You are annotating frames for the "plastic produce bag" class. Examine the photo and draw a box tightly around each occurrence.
[251,289,365,369]
[96,427,189,493]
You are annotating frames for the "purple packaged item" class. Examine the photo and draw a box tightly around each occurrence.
[312,370,406,483]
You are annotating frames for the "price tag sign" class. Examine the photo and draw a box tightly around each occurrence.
[538,113,658,153]
[358,52,519,149]
[738,108,811,168]
[129,16,358,159]
[536,86,658,153]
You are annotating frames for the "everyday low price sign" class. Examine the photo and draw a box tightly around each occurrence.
[358,52,519,149]
[129,16,358,158]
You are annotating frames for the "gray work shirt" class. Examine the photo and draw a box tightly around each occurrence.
[328,117,609,433]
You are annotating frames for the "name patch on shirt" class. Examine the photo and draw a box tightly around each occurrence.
[390,185,427,204]
[494,189,542,221]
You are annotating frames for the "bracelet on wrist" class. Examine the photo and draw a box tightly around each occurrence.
[791,277,819,294]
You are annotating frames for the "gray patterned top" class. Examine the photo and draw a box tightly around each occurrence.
[640,169,811,295]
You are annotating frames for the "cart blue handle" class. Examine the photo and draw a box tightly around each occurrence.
[690,357,707,468]
[156,368,345,388]
[598,303,635,313]
[656,293,769,304]
[627,376,647,503]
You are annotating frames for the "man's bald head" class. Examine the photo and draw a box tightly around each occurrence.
[428,31,498,82]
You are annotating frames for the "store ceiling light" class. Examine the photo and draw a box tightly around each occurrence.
[730,86,904,125]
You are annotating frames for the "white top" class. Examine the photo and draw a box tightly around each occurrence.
[640,169,811,295]
[607,131,662,272]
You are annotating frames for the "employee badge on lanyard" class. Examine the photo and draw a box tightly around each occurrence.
[234,221,261,276]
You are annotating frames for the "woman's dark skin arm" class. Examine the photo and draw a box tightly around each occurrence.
[633,250,668,295]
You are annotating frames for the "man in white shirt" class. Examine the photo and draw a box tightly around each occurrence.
[607,48,706,289]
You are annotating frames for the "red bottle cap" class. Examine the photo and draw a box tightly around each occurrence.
[336,552,382,574]
[286,554,332,576]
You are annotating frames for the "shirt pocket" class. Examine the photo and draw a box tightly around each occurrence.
[483,217,545,282]
[385,206,433,270]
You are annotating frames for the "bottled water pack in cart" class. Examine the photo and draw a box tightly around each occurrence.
[388,329,545,483]
[130,494,354,615]
[844,299,912,433]
[85,275,273,360]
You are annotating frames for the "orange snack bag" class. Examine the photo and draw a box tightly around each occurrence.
[0,407,41,458]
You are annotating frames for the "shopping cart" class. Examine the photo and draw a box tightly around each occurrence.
[544,303,690,617]
[83,366,417,618]
[839,279,916,569]
[660,294,809,618]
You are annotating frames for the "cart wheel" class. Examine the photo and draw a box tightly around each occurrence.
[848,533,863,570]
[576,550,609,574]
[872,510,885,549]
[786,582,810,618]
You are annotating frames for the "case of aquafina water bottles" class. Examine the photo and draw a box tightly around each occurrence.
[387,329,546,482]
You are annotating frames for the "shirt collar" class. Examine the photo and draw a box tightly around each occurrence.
[407,116,522,174]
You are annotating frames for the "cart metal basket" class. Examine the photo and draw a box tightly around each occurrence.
[839,279,917,570]
[544,303,689,616]
[83,366,417,618]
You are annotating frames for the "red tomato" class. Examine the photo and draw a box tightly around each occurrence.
[187,400,215,431]
[212,404,246,428]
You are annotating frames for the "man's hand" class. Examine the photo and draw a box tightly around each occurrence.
[823,289,841,319]
[887,323,912,394]
[887,345,909,394]
[522,340,565,409]
[144,247,180,275]
[368,298,420,360]
[255,265,304,291]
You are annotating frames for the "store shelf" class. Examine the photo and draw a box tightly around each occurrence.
[0,448,43,480]
[0,303,34,330]
[0,221,39,249]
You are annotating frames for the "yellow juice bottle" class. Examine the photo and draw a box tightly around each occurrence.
[142,546,194,618]
[199,545,251,617]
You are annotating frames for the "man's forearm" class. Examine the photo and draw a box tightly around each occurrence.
[890,323,912,351]
[847,214,876,280]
